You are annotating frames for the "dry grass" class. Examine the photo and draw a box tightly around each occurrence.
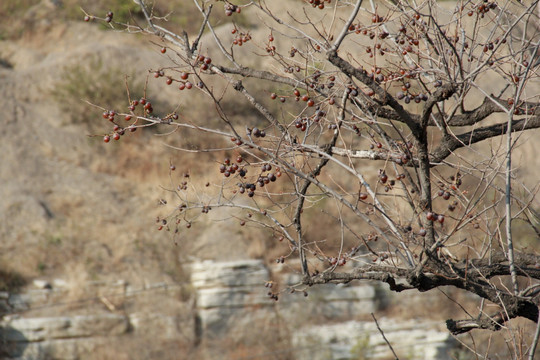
[0,0,251,42]
[0,266,27,293]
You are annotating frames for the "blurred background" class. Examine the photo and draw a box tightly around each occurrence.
[0,1,538,359]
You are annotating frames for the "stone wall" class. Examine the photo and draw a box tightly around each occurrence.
[0,279,194,360]
[191,259,456,360]
[292,320,455,360]
[0,259,457,359]
[2,315,129,359]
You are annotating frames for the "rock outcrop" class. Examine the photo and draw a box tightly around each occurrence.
[1,259,457,360]
[292,319,456,360]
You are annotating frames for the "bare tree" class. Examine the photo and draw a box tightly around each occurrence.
[86,0,540,357]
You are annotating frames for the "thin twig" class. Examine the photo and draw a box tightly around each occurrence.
[371,313,399,360]
[330,0,363,52]
[529,309,540,360]
[505,38,540,295]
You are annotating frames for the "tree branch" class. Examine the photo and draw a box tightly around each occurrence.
[304,259,540,335]
[326,50,422,138]
[431,116,540,163]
